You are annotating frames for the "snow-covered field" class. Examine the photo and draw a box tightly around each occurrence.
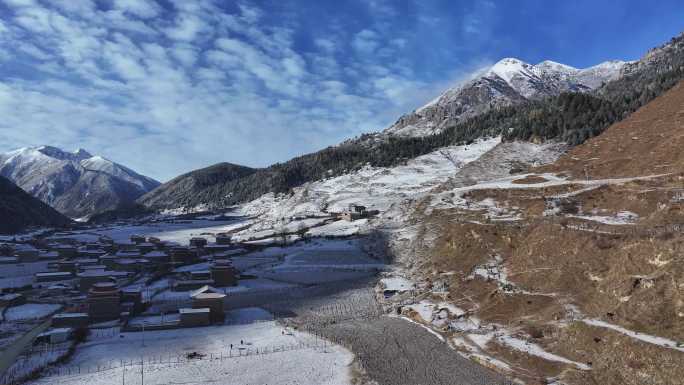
[0,261,51,289]
[4,303,61,321]
[27,308,353,385]
[68,219,244,243]
[242,239,381,285]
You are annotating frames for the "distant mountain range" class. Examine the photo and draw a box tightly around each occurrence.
[0,146,160,219]
[3,33,683,223]
[0,175,71,234]
[384,58,627,137]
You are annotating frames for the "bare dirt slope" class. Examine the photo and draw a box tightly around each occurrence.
[387,81,684,385]
[542,81,684,179]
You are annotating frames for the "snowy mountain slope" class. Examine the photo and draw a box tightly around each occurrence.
[239,137,501,223]
[386,58,627,137]
[0,146,160,218]
[229,137,566,244]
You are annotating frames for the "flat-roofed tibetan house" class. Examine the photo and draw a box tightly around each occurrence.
[179,307,210,327]
[211,260,238,286]
[87,282,121,322]
[192,292,226,322]
[35,271,73,282]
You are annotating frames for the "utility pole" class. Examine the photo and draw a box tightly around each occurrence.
[141,355,144,385]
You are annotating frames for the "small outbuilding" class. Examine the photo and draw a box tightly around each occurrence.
[179,308,211,327]
[36,328,73,344]
[52,313,89,328]
[35,272,73,282]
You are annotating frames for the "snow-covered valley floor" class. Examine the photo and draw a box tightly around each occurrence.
[28,309,353,385]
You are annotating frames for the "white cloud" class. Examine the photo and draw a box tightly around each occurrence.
[171,44,198,67]
[352,29,380,55]
[0,0,455,182]
[165,14,206,41]
[314,38,336,52]
[3,0,38,8]
[113,0,162,19]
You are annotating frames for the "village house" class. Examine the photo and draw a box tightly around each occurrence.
[114,258,150,272]
[179,307,211,327]
[190,270,212,280]
[114,240,138,252]
[77,270,128,292]
[77,246,107,259]
[57,260,78,274]
[215,233,232,245]
[87,282,121,322]
[36,328,73,344]
[35,271,73,283]
[130,234,146,244]
[137,242,156,253]
[170,247,197,266]
[52,313,89,328]
[98,254,118,269]
[0,293,25,307]
[39,250,60,260]
[192,292,226,322]
[143,250,169,266]
[54,245,77,259]
[173,279,215,291]
[189,237,208,248]
[15,247,39,263]
[204,244,233,253]
[211,260,238,286]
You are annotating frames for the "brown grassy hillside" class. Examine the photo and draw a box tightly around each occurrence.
[542,81,684,179]
[392,81,684,385]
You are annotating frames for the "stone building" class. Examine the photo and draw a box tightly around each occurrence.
[179,308,210,327]
[189,237,208,248]
[211,260,238,286]
[192,292,226,322]
[87,282,121,322]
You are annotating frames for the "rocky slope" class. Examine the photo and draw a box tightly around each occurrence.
[0,176,71,234]
[0,146,160,219]
[384,58,626,137]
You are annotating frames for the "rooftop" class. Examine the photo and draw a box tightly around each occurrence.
[179,307,210,314]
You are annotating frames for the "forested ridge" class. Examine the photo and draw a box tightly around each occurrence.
[139,33,684,211]
[0,176,71,233]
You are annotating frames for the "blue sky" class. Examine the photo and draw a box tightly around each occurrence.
[0,0,682,181]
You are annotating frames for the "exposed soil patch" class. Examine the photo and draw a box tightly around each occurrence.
[511,175,549,184]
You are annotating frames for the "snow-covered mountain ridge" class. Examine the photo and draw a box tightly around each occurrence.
[387,57,628,137]
[227,137,565,242]
[0,146,160,219]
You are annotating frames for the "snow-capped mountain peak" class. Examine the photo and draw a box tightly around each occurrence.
[488,57,535,85]
[384,57,627,138]
[535,60,578,73]
[73,148,93,159]
[0,146,160,218]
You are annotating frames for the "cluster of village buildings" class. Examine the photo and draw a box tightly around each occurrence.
[0,202,379,346]
[0,230,244,344]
